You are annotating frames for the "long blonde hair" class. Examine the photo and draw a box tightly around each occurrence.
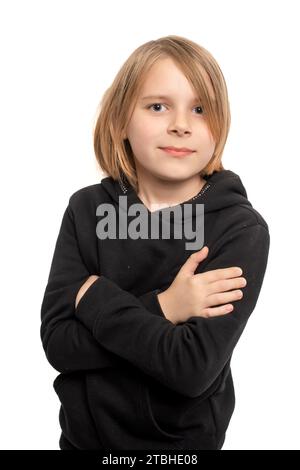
[93,35,230,193]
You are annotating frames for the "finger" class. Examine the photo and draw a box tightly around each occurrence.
[180,246,209,276]
[206,276,247,296]
[201,304,234,318]
[206,290,243,307]
[196,266,243,283]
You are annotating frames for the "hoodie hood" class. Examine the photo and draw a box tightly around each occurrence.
[100,169,253,215]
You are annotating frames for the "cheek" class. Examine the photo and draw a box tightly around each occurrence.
[137,117,161,139]
[127,116,152,142]
[131,123,161,153]
[208,134,216,154]
[198,126,216,152]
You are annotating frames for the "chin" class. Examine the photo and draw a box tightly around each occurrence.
[154,172,192,183]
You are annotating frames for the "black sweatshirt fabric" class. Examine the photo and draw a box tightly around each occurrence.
[40,169,270,450]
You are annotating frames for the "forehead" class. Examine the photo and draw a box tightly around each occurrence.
[138,58,215,101]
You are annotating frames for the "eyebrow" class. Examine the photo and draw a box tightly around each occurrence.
[140,94,201,102]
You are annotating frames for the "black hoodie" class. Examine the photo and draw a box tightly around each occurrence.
[40,169,270,450]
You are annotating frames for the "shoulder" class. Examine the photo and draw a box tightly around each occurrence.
[232,204,269,233]
[67,178,113,214]
[205,168,270,234]
[69,182,102,204]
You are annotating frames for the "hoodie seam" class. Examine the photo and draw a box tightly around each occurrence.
[224,222,269,237]
[209,174,240,184]
[235,204,269,229]
[203,223,269,267]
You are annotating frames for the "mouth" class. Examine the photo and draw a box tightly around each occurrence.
[159,147,195,157]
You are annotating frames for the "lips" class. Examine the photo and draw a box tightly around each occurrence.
[160,146,195,152]
[159,147,195,157]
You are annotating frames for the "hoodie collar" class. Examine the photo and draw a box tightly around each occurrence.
[100,169,252,215]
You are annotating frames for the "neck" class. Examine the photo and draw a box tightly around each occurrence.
[136,169,206,212]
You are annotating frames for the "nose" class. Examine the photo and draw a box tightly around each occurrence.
[168,112,192,136]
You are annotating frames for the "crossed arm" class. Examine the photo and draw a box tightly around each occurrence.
[40,205,167,374]
[41,203,270,398]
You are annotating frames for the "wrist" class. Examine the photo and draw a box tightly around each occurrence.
[157,291,177,325]
[75,275,100,308]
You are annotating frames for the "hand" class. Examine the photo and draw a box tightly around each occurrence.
[157,246,247,324]
[75,275,100,309]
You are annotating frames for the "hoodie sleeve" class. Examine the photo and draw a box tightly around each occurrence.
[40,204,164,374]
[74,223,270,398]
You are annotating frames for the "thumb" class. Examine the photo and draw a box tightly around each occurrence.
[180,246,209,277]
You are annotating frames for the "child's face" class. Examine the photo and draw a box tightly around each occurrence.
[125,58,216,183]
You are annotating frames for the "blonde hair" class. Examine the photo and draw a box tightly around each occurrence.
[93,35,230,193]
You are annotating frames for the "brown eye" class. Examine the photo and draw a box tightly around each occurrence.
[147,103,204,114]
[147,103,166,112]
[194,106,204,114]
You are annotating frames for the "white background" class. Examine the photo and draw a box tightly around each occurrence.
[1,0,299,450]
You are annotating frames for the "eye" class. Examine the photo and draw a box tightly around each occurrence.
[146,103,204,114]
[147,103,166,112]
[193,105,204,115]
